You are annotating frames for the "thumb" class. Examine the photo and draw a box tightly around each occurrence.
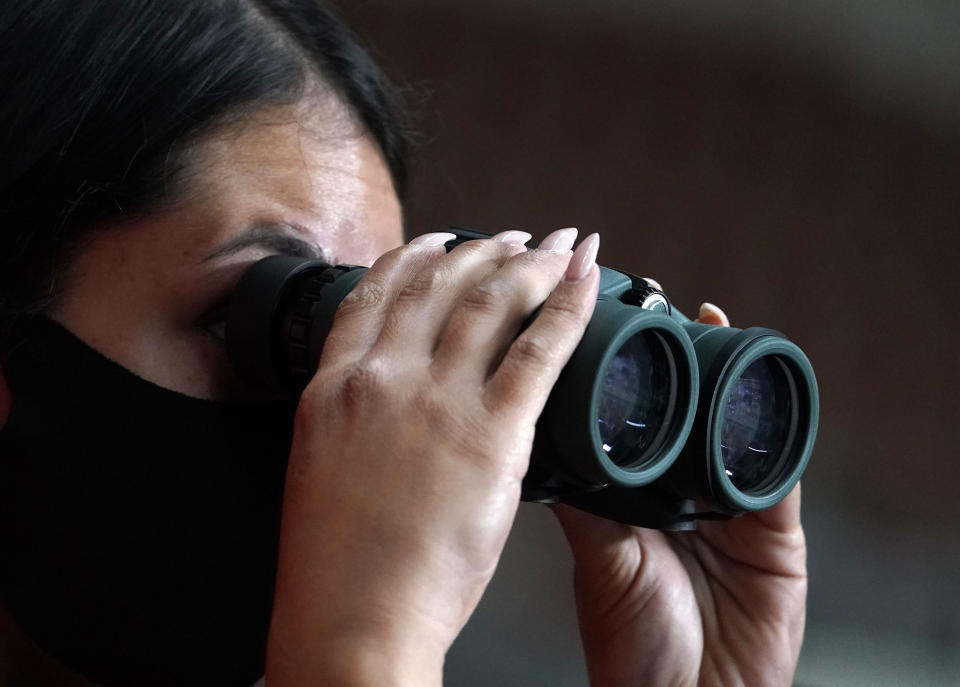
[549,503,639,573]
[694,302,730,326]
[548,503,688,621]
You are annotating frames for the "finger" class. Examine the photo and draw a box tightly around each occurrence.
[550,503,635,564]
[694,481,805,578]
[431,229,579,381]
[369,232,531,357]
[751,481,802,534]
[550,504,692,619]
[484,233,600,415]
[694,302,730,327]
[318,232,455,367]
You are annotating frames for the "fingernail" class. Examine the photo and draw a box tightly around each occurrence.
[699,302,730,326]
[538,227,578,253]
[492,230,532,245]
[409,232,457,247]
[565,233,600,282]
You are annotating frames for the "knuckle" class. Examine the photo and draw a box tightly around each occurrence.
[336,280,388,320]
[397,266,447,302]
[375,243,410,264]
[460,282,503,315]
[335,360,386,410]
[453,239,491,257]
[294,381,332,435]
[408,387,453,432]
[510,335,558,368]
[541,294,588,325]
[364,243,410,275]
[492,240,528,263]
[294,387,319,423]
[513,247,554,267]
[455,238,516,263]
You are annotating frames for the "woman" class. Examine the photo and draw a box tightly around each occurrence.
[0,1,807,685]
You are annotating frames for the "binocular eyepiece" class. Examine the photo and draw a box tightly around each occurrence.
[226,229,818,530]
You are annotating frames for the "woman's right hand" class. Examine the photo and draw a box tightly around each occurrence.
[265,228,601,687]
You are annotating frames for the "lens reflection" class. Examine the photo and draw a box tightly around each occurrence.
[597,331,675,469]
[719,356,796,493]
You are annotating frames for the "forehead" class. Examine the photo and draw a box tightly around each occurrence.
[177,94,403,264]
[53,94,404,345]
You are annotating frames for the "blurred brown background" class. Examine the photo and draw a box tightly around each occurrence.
[335,1,960,684]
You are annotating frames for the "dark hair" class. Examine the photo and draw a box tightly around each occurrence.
[0,0,408,330]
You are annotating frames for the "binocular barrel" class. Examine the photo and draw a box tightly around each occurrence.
[226,240,818,530]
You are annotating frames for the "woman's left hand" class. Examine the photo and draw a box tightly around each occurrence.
[552,303,807,687]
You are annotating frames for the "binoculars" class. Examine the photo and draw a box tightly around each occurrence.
[226,229,818,530]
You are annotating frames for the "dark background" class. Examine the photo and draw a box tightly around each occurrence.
[335,1,960,684]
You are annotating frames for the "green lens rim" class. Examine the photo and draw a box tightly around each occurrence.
[706,337,819,511]
[587,310,700,487]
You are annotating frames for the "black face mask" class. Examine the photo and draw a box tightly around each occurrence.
[0,318,297,686]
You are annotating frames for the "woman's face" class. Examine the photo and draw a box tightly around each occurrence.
[0,95,404,411]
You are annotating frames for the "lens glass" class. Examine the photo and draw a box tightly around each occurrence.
[596,331,676,469]
[719,356,796,493]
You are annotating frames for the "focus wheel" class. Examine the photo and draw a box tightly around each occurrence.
[283,265,364,388]
[622,280,670,314]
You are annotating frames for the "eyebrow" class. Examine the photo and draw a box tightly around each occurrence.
[202,222,335,263]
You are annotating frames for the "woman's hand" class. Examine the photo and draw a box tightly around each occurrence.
[266,229,602,687]
[552,303,807,687]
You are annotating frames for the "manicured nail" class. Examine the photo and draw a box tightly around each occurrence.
[409,232,457,247]
[538,227,578,253]
[699,302,730,327]
[565,233,600,282]
[492,230,533,245]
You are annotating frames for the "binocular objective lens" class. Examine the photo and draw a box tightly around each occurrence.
[596,331,676,469]
[719,356,797,493]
